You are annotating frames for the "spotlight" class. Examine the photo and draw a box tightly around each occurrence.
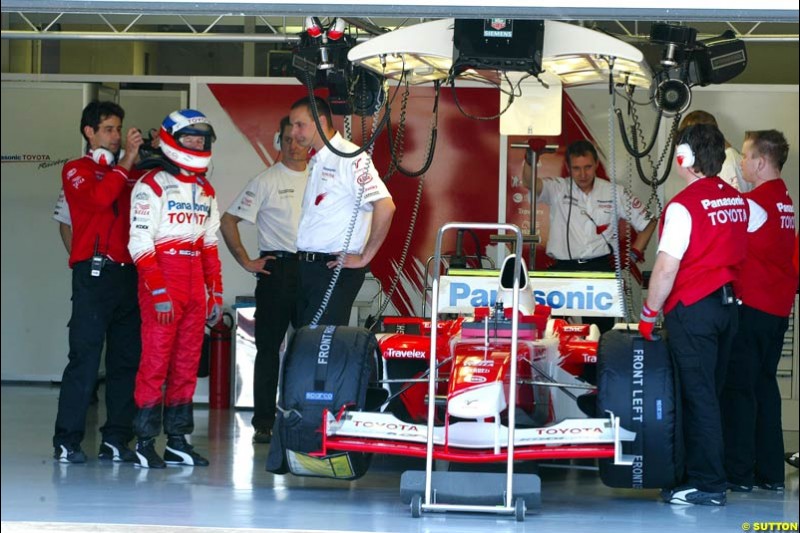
[656,78,692,116]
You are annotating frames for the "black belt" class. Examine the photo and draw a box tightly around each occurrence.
[297,251,338,263]
[76,257,133,269]
[554,254,610,266]
[260,250,298,260]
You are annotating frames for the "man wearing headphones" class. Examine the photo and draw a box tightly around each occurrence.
[53,101,144,464]
[220,116,309,444]
[289,96,395,327]
[525,139,656,332]
[639,124,749,506]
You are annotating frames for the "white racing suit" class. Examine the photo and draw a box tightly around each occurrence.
[128,167,222,438]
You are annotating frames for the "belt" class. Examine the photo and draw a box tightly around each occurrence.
[297,251,338,263]
[76,257,133,269]
[104,259,133,269]
[260,250,298,260]
[555,254,610,265]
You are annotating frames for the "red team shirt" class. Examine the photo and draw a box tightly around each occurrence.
[61,154,140,267]
[659,177,749,314]
[739,179,797,317]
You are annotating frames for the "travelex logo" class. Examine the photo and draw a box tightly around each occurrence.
[449,283,613,311]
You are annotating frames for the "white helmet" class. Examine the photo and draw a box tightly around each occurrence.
[159,109,216,173]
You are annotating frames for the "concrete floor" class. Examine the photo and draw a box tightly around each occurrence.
[1,383,798,533]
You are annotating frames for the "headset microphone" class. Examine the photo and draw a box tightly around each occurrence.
[273,132,282,152]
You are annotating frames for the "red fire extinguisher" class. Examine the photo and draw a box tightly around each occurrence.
[209,311,233,409]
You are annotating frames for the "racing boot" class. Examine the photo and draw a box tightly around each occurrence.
[165,435,209,467]
[134,404,166,468]
[135,438,166,469]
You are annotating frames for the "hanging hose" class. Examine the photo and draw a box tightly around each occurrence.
[385,81,441,179]
[606,58,628,322]
[302,69,390,160]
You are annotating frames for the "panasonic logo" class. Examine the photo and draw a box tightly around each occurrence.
[700,196,745,210]
[449,283,613,311]
[384,348,426,359]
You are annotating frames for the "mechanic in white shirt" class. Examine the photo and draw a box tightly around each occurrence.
[524,139,657,332]
[679,110,750,193]
[220,116,309,445]
[289,96,396,327]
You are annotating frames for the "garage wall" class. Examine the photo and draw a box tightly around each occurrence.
[1,78,797,388]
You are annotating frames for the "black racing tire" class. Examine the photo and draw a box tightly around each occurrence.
[597,328,683,489]
[267,326,382,480]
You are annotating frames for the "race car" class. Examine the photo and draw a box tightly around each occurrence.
[266,254,682,504]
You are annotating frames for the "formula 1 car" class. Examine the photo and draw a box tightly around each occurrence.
[266,249,682,517]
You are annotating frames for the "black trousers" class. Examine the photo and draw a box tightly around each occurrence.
[550,255,615,333]
[664,292,738,493]
[722,304,788,486]
[53,261,141,447]
[297,261,367,328]
[252,256,299,432]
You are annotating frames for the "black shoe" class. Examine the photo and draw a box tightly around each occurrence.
[165,436,209,467]
[757,482,785,491]
[99,440,137,462]
[661,486,726,506]
[135,438,166,469]
[726,482,753,493]
[253,429,272,444]
[54,444,87,464]
[786,452,799,469]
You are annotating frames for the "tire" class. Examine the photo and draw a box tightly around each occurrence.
[267,326,381,479]
[515,497,526,522]
[411,494,422,518]
[597,329,683,489]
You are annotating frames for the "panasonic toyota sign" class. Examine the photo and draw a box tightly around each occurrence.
[438,272,622,317]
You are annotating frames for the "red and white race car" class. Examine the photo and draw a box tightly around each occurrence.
[267,252,681,518]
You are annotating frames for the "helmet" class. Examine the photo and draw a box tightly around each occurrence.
[159,109,216,173]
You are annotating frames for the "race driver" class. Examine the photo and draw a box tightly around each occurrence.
[128,109,223,469]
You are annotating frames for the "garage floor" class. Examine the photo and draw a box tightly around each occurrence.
[2,383,798,533]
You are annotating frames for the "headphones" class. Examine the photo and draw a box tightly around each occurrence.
[91,148,116,167]
[675,143,695,168]
[273,131,282,152]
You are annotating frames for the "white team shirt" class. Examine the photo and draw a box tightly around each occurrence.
[538,177,652,261]
[225,162,308,253]
[53,187,71,225]
[296,132,391,253]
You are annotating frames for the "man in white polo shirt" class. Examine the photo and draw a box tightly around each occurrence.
[289,96,396,327]
[524,139,656,332]
[220,116,309,444]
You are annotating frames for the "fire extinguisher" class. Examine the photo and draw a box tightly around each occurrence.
[209,311,233,409]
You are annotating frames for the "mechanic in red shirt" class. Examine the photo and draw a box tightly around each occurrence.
[53,101,144,464]
[639,123,748,506]
[722,130,797,493]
